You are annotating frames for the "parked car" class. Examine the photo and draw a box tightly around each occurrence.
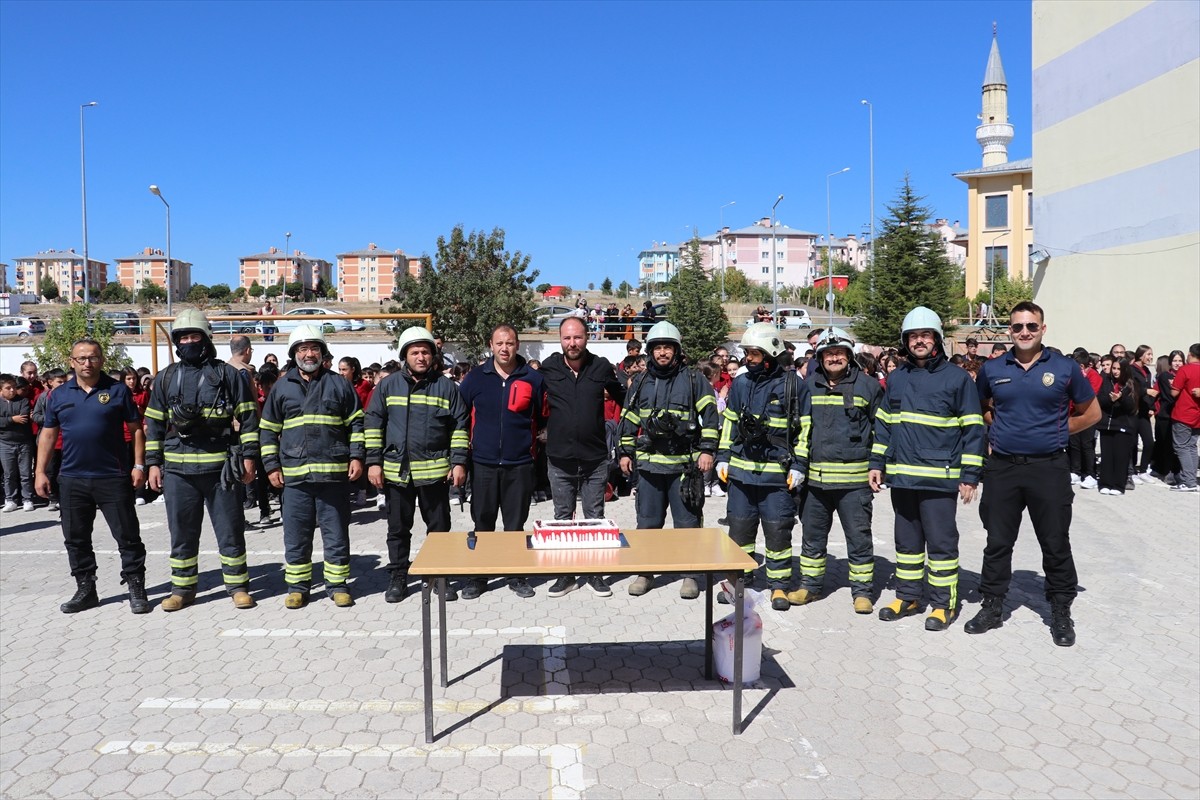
[100,311,142,335]
[535,304,583,330]
[266,307,365,333]
[208,311,260,335]
[745,307,812,330]
[0,316,45,340]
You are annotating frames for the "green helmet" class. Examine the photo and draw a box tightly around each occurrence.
[397,325,437,359]
[288,324,328,359]
[741,322,786,357]
[899,306,944,356]
[645,320,682,350]
[171,308,216,360]
[814,326,855,357]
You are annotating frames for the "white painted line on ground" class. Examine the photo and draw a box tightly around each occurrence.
[136,696,582,714]
[221,626,559,638]
[95,740,591,798]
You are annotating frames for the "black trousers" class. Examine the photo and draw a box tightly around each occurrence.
[1152,415,1181,476]
[1133,416,1154,473]
[59,475,145,580]
[384,481,451,573]
[1098,430,1134,491]
[471,462,535,532]
[978,452,1078,601]
[1067,426,1097,479]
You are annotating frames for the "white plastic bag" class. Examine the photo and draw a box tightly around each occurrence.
[712,580,765,685]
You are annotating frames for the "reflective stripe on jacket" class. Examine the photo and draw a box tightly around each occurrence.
[716,366,807,487]
[795,363,882,489]
[144,360,260,473]
[259,368,364,482]
[364,369,468,486]
[617,366,719,475]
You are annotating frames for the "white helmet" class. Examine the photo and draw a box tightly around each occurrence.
[814,326,855,357]
[899,306,944,355]
[397,325,437,359]
[288,324,328,359]
[645,320,682,350]
[741,322,786,358]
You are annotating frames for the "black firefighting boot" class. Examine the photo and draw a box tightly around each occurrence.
[61,576,99,614]
[1050,597,1076,647]
[385,572,409,603]
[124,574,152,615]
[964,595,1004,634]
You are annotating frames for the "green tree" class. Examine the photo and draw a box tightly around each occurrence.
[265,283,283,299]
[232,287,248,302]
[616,280,632,298]
[325,284,339,300]
[248,281,264,299]
[208,283,232,302]
[973,269,1033,319]
[600,277,613,295]
[40,275,59,301]
[187,284,211,307]
[665,236,730,358]
[388,225,539,361]
[29,303,130,371]
[853,175,960,346]
[535,282,552,294]
[137,279,167,305]
[285,281,305,301]
[99,281,133,304]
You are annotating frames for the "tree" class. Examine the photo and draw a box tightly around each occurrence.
[853,175,960,346]
[587,282,595,291]
[137,279,167,305]
[285,281,305,301]
[232,287,248,302]
[665,236,730,358]
[718,268,755,302]
[388,225,540,361]
[616,280,632,298]
[248,281,264,299]
[208,283,232,302]
[535,282,552,294]
[265,283,283,299]
[29,303,130,371]
[99,281,133,304]
[325,284,339,300]
[187,284,211,307]
[40,276,59,301]
[600,277,613,295]
[973,270,1033,319]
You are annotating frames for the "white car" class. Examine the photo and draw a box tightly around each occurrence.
[264,307,365,333]
[746,307,812,330]
[0,316,46,340]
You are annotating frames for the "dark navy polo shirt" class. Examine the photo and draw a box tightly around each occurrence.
[976,348,1096,456]
[44,373,141,478]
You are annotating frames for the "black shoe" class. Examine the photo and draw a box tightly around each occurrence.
[436,581,459,602]
[1050,599,1076,647]
[964,595,1004,634]
[459,578,486,600]
[547,576,576,598]
[385,572,409,603]
[124,574,152,615]
[1126,477,1136,491]
[717,517,729,526]
[586,576,612,597]
[61,578,99,614]
[508,578,535,598]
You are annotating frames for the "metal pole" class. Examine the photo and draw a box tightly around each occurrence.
[80,102,98,304]
[149,186,171,316]
[988,232,1004,326]
[283,232,292,313]
[826,168,850,326]
[771,195,783,323]
[861,100,874,294]
[719,201,735,302]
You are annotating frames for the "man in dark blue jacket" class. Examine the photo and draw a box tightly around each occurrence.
[457,324,547,599]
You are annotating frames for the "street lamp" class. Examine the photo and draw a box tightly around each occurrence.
[861,99,874,292]
[79,101,98,304]
[149,185,171,316]
[986,231,1006,326]
[719,200,735,301]
[826,167,851,325]
[770,195,784,322]
[283,231,292,312]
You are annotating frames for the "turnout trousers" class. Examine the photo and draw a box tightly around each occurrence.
[977,452,1077,602]
[384,480,450,574]
[725,480,795,590]
[281,482,351,594]
[164,470,249,596]
[59,475,145,581]
[799,485,874,597]
[890,488,959,611]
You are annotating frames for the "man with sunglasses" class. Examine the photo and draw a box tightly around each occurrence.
[968,302,1100,647]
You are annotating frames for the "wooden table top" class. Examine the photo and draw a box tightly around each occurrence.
[410,529,757,577]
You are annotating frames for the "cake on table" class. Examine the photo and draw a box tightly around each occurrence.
[530,519,623,549]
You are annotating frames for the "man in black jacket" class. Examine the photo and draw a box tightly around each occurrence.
[539,316,626,597]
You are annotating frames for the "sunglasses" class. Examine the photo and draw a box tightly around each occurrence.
[1009,322,1042,333]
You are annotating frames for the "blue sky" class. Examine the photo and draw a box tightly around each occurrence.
[0,0,1032,291]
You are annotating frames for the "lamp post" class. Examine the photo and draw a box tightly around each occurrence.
[149,185,172,316]
[986,231,1006,326]
[826,168,851,325]
[719,200,735,301]
[283,232,292,312]
[860,99,874,293]
[79,101,98,304]
[770,195,783,322]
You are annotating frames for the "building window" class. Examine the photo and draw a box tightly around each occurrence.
[984,246,1009,280]
[1027,192,1034,227]
[777,251,784,259]
[761,251,770,259]
[984,195,1008,229]
[762,267,769,274]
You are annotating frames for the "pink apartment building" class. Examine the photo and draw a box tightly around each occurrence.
[721,218,820,287]
[239,248,332,294]
[113,247,192,301]
[337,244,422,303]
[12,249,107,301]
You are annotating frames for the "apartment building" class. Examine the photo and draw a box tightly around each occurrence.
[722,218,820,287]
[239,248,332,294]
[113,247,192,301]
[337,243,422,303]
[11,249,107,301]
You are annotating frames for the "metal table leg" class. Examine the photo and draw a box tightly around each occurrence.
[704,572,713,681]
[438,577,448,687]
[422,579,434,743]
[732,574,744,734]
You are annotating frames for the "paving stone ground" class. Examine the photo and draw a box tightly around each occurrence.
[1,477,1197,799]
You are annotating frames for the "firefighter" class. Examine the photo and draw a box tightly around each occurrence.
[365,326,469,603]
[144,309,259,611]
[715,322,808,611]
[789,327,883,613]
[617,321,719,599]
[868,307,986,631]
[260,325,365,609]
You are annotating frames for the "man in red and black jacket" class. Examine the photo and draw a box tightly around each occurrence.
[456,324,548,599]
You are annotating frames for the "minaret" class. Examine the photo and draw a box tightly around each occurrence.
[977,23,1013,167]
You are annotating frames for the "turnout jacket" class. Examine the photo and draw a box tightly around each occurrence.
[144,359,259,473]
[364,368,469,486]
[540,350,626,467]
[617,363,719,475]
[259,367,364,483]
[717,364,808,487]
[795,362,883,489]
[457,355,547,467]
[869,353,985,492]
